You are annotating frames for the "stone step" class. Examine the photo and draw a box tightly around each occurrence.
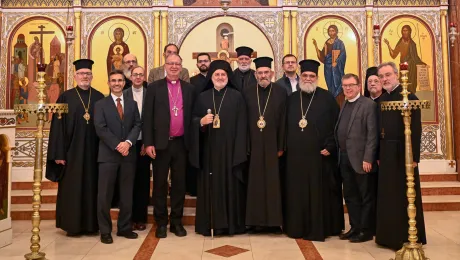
[420,181,460,195]
[11,195,460,223]
[10,189,197,206]
[419,172,458,182]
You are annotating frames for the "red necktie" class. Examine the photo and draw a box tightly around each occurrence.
[116,98,123,120]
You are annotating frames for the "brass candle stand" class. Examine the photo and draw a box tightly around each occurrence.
[380,63,430,260]
[14,64,68,260]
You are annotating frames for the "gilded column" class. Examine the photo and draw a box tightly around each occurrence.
[283,11,291,56]
[366,10,374,67]
[291,11,298,58]
[154,11,161,68]
[161,11,168,65]
[441,10,454,160]
[74,11,81,60]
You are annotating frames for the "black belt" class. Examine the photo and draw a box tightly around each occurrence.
[168,136,183,140]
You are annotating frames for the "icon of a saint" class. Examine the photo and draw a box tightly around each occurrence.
[106,27,130,75]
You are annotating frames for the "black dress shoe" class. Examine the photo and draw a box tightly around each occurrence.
[349,232,373,243]
[156,225,167,238]
[137,223,147,231]
[116,231,138,239]
[170,224,187,237]
[339,228,358,240]
[101,233,113,244]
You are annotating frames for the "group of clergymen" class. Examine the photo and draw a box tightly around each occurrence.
[45,43,427,251]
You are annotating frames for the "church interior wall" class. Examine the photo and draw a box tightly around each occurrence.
[0,0,455,179]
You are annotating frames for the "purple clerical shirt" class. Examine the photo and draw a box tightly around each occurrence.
[167,79,184,137]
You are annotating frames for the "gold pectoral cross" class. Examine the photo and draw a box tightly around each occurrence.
[381,128,385,139]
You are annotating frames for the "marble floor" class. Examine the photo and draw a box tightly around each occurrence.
[0,212,459,260]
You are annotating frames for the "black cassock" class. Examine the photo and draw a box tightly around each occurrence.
[232,69,257,92]
[376,85,426,250]
[284,88,344,241]
[46,86,104,234]
[190,87,248,235]
[243,83,286,227]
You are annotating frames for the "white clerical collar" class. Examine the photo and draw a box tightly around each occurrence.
[347,93,360,103]
[132,86,143,92]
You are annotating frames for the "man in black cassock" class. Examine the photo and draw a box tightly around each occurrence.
[232,46,257,92]
[375,62,426,250]
[46,59,105,236]
[244,57,286,232]
[284,59,344,241]
[187,52,212,197]
[191,60,248,236]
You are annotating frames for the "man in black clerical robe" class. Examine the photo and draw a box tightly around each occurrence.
[244,57,286,232]
[191,60,248,236]
[284,59,344,241]
[375,62,426,250]
[232,46,257,92]
[46,59,104,235]
[188,53,212,197]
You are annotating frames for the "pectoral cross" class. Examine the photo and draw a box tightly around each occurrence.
[381,128,385,139]
[172,106,178,117]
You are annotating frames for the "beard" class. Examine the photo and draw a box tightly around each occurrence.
[199,65,209,73]
[123,68,131,78]
[213,79,228,89]
[299,81,317,93]
[238,64,250,72]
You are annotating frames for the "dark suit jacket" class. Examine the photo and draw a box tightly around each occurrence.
[147,65,190,84]
[94,95,142,163]
[143,79,195,151]
[275,74,299,96]
[334,95,378,174]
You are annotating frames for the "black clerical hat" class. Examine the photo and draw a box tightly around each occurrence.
[364,66,378,97]
[235,46,254,58]
[73,59,94,71]
[203,60,236,91]
[299,59,320,74]
[253,57,273,69]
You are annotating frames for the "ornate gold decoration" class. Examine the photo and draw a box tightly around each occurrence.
[380,66,429,260]
[161,11,168,65]
[14,65,68,260]
[283,11,291,56]
[297,0,437,6]
[440,10,454,160]
[154,11,161,68]
[366,10,375,67]
[82,0,151,7]
[291,11,298,58]
[2,0,68,7]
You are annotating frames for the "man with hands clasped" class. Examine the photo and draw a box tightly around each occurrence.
[94,70,142,244]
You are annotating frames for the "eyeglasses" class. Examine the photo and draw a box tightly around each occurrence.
[256,70,271,76]
[124,60,137,64]
[342,84,358,89]
[76,72,92,76]
[165,62,182,66]
[132,73,144,78]
[283,61,297,64]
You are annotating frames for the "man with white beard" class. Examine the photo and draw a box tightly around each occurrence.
[284,59,344,241]
[121,54,147,90]
[232,46,257,92]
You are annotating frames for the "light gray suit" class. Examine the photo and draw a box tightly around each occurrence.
[147,65,190,84]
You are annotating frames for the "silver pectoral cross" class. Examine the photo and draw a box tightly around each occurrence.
[172,106,179,116]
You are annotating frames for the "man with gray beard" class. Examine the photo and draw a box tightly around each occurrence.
[284,59,344,241]
[122,54,147,90]
[232,46,257,92]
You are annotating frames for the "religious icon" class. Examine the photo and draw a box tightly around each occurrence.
[383,24,427,94]
[305,17,360,105]
[8,19,66,127]
[381,17,437,122]
[106,27,130,75]
[312,24,346,99]
[0,134,10,221]
[90,18,146,95]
